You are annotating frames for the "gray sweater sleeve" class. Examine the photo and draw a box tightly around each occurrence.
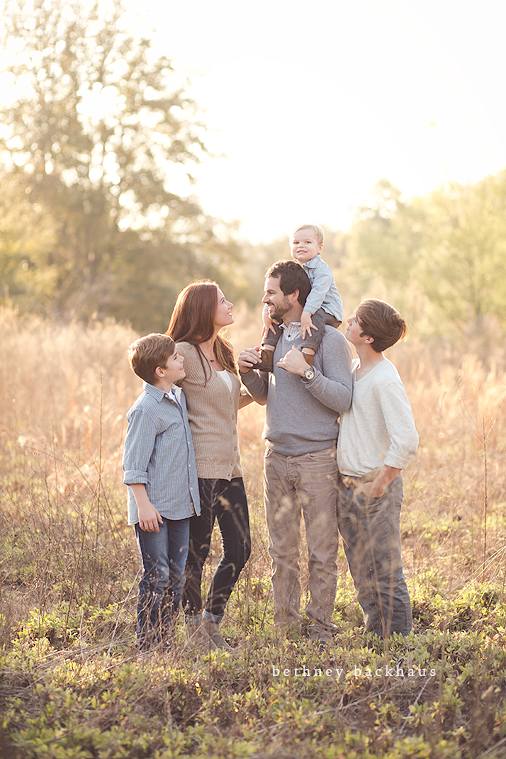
[240,368,268,405]
[302,329,353,413]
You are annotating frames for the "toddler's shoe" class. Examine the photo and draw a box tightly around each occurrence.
[255,348,274,372]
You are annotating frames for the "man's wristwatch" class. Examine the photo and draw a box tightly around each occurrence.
[302,367,315,383]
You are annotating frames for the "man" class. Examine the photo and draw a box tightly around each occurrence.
[337,299,419,638]
[239,260,352,644]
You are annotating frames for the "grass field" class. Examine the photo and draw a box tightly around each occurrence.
[1,306,506,759]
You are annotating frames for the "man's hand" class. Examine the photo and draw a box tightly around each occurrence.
[238,347,262,374]
[131,483,163,532]
[300,310,317,340]
[277,346,308,376]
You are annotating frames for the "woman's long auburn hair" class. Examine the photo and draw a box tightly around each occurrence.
[166,280,238,383]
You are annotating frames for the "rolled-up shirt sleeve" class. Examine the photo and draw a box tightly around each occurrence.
[122,408,157,485]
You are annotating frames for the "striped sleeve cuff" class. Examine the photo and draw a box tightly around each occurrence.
[123,470,149,485]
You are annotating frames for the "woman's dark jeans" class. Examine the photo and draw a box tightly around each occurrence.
[183,477,251,622]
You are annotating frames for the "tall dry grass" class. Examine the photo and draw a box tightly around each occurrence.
[0,308,140,638]
[1,304,506,643]
[3,306,506,759]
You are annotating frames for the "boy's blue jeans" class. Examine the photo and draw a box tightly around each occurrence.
[135,517,190,651]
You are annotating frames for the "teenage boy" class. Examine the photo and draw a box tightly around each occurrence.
[123,333,200,653]
[239,261,352,644]
[337,300,419,638]
[257,224,344,371]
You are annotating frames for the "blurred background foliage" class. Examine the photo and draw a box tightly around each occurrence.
[0,0,505,346]
[0,0,248,332]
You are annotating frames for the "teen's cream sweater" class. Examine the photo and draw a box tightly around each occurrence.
[337,358,419,477]
[176,342,243,480]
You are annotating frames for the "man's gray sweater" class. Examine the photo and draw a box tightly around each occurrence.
[241,326,353,457]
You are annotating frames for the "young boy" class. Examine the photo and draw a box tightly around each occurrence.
[257,223,344,371]
[123,333,200,653]
[337,299,419,638]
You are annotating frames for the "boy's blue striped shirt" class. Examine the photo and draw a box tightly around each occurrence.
[123,382,200,525]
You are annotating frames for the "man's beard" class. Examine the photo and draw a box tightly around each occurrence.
[268,299,291,324]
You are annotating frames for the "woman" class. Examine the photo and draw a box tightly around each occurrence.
[167,280,252,651]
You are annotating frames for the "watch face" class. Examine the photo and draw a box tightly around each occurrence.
[304,368,315,380]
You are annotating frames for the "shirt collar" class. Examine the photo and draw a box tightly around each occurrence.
[280,321,302,341]
[280,321,301,330]
[303,256,320,269]
[143,382,181,403]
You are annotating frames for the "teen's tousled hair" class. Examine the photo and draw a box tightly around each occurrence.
[292,223,325,245]
[265,260,312,306]
[128,333,175,385]
[167,280,238,382]
[356,299,407,353]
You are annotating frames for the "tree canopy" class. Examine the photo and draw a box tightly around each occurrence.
[0,0,244,330]
[348,172,506,340]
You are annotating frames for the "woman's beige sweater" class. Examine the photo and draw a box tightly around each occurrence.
[176,342,243,480]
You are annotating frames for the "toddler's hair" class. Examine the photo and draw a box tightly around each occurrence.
[356,299,407,353]
[128,333,175,385]
[292,223,325,245]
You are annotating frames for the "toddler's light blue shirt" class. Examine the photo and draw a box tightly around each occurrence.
[303,256,344,321]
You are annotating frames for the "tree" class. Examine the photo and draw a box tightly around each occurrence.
[349,172,506,337]
[419,174,506,329]
[0,0,241,329]
[0,177,57,310]
[351,179,426,289]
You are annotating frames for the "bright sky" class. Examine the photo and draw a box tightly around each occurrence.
[140,0,505,242]
[4,0,504,242]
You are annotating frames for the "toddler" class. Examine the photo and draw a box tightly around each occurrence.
[257,223,343,371]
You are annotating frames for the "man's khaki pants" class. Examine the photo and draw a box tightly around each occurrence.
[263,446,339,642]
